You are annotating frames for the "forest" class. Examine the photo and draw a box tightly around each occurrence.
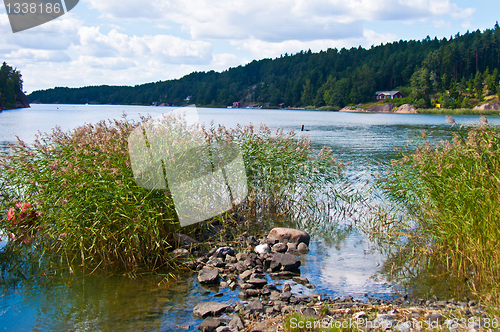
[0,62,28,110]
[28,23,500,109]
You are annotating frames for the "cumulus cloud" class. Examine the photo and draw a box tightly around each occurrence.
[82,0,474,43]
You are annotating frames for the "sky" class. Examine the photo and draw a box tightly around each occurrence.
[0,0,499,94]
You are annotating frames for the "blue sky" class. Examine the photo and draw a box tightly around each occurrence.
[0,0,499,94]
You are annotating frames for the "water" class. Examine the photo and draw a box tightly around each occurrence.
[1,104,498,331]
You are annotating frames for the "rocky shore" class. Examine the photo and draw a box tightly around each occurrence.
[172,228,493,332]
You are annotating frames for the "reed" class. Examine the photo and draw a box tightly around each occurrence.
[378,117,500,302]
[0,116,345,273]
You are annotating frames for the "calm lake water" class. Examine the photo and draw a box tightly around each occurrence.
[1,104,498,331]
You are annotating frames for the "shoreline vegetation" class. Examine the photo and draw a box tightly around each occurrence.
[1,114,500,328]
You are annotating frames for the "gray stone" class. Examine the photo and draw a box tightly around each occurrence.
[198,318,224,332]
[247,236,258,246]
[177,325,190,330]
[282,283,291,292]
[395,321,412,332]
[271,243,287,253]
[239,270,253,280]
[268,228,310,245]
[426,312,444,324]
[279,292,292,302]
[193,302,233,318]
[297,243,309,254]
[292,277,309,285]
[246,299,263,313]
[271,253,301,271]
[207,256,225,268]
[254,244,269,254]
[228,314,244,331]
[246,289,261,297]
[198,267,220,284]
[370,314,397,329]
[352,311,368,319]
[247,277,267,288]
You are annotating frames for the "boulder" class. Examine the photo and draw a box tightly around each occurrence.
[228,314,245,331]
[198,267,220,284]
[395,104,417,113]
[268,228,310,245]
[474,102,500,110]
[193,302,233,318]
[271,243,287,253]
[366,103,395,112]
[254,244,269,254]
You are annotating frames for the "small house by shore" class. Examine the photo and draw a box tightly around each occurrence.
[375,91,404,101]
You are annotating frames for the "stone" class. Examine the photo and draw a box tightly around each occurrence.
[246,289,261,297]
[198,318,224,332]
[246,299,263,313]
[228,314,244,331]
[254,244,269,254]
[271,253,301,271]
[171,248,190,259]
[352,311,368,319]
[239,270,253,280]
[279,292,292,302]
[216,246,235,258]
[207,256,225,268]
[177,325,190,330]
[215,327,233,332]
[193,302,233,318]
[300,307,317,317]
[292,277,309,285]
[395,104,417,114]
[425,312,444,324]
[473,102,500,110]
[297,243,309,254]
[268,228,310,245]
[370,314,397,329]
[282,283,291,292]
[271,243,287,253]
[198,267,220,284]
[247,277,267,288]
[247,236,258,246]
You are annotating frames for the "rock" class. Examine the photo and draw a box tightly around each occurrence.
[282,283,291,292]
[395,104,417,113]
[246,289,261,297]
[207,256,225,268]
[271,253,301,272]
[300,307,317,317]
[247,277,267,288]
[228,314,245,331]
[247,236,258,246]
[286,243,298,254]
[193,302,233,318]
[216,247,235,258]
[250,321,276,332]
[292,277,309,285]
[395,321,412,332]
[246,299,263,313]
[268,228,310,245]
[366,103,395,113]
[473,102,500,110]
[279,292,292,302]
[370,314,397,329]
[238,291,248,300]
[215,327,233,332]
[177,325,190,330]
[171,248,190,259]
[198,318,224,332]
[297,243,309,254]
[254,244,269,254]
[239,270,253,280]
[271,243,287,253]
[198,267,220,284]
[174,233,198,247]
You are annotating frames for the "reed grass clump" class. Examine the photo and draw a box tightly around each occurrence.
[0,116,344,273]
[379,119,500,300]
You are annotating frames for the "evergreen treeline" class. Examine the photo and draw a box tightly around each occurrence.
[0,62,28,110]
[28,24,500,109]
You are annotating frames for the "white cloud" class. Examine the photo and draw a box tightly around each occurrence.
[74,26,213,64]
[232,29,397,59]
[82,0,474,43]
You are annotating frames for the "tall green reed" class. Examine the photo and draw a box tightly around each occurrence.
[378,118,500,301]
[0,115,347,273]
